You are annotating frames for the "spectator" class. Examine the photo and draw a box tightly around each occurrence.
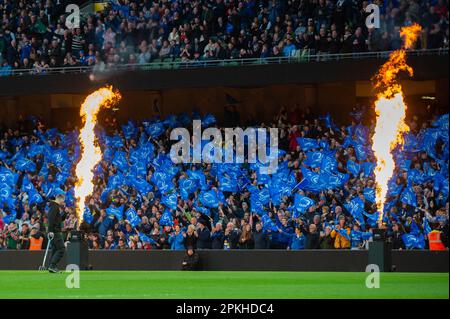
[239,224,254,249]
[168,225,185,250]
[211,223,224,249]
[196,220,212,249]
[252,223,270,249]
[288,227,306,250]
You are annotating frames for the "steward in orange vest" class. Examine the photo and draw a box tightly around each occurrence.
[428,230,446,251]
[29,228,44,250]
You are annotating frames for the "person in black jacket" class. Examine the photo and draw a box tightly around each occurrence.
[301,223,321,249]
[223,222,240,249]
[388,223,406,250]
[182,247,200,270]
[47,190,66,273]
[211,223,224,249]
[252,223,270,249]
[196,221,211,249]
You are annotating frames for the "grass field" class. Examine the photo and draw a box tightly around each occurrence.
[0,271,447,299]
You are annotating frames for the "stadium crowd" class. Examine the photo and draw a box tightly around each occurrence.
[0,103,448,251]
[0,0,449,75]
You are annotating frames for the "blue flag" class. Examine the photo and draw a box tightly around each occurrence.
[423,218,432,235]
[400,186,417,207]
[179,178,198,200]
[160,209,174,226]
[293,194,315,217]
[139,233,156,244]
[112,151,129,172]
[296,138,319,151]
[125,207,141,227]
[304,151,325,168]
[144,122,165,138]
[162,192,178,210]
[347,160,361,177]
[106,205,124,220]
[199,190,219,208]
[363,188,376,203]
[15,158,36,172]
[261,214,278,232]
[402,233,425,249]
[344,197,366,227]
[83,207,94,224]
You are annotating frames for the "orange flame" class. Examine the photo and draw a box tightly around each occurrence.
[371,24,421,223]
[74,87,121,225]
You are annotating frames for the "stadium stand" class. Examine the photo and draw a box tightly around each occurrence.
[0,0,449,75]
[0,107,448,251]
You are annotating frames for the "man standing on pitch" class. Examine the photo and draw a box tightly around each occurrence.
[47,189,66,273]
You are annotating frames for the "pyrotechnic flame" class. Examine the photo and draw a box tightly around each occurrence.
[74,87,121,225]
[371,24,421,223]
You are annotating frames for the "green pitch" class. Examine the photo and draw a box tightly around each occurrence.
[0,271,447,299]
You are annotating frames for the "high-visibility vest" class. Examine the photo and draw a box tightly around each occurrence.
[428,231,446,251]
[29,237,44,250]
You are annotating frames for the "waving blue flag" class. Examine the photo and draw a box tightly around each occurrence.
[83,207,94,224]
[106,205,124,220]
[362,162,375,177]
[219,175,238,193]
[347,160,361,177]
[293,194,315,217]
[130,177,153,195]
[15,158,36,172]
[28,190,44,205]
[432,114,449,131]
[364,211,379,227]
[50,149,68,167]
[423,218,432,235]
[402,233,425,249]
[151,171,175,193]
[160,209,174,226]
[125,207,141,227]
[2,211,17,224]
[0,167,17,186]
[354,125,369,145]
[319,113,339,131]
[199,190,219,208]
[344,197,366,227]
[363,188,376,203]
[321,154,338,174]
[296,138,319,151]
[145,122,165,138]
[122,120,138,140]
[400,186,417,207]
[180,178,198,200]
[352,142,368,161]
[304,151,325,168]
[261,214,278,232]
[162,192,179,210]
[139,233,157,244]
[195,206,211,217]
[112,151,129,172]
[0,184,15,208]
[106,135,124,149]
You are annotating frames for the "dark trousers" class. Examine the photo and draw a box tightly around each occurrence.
[49,233,65,268]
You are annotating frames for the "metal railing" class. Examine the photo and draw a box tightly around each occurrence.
[1,48,447,77]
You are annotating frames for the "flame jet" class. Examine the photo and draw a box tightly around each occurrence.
[74,87,121,225]
[371,24,421,223]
